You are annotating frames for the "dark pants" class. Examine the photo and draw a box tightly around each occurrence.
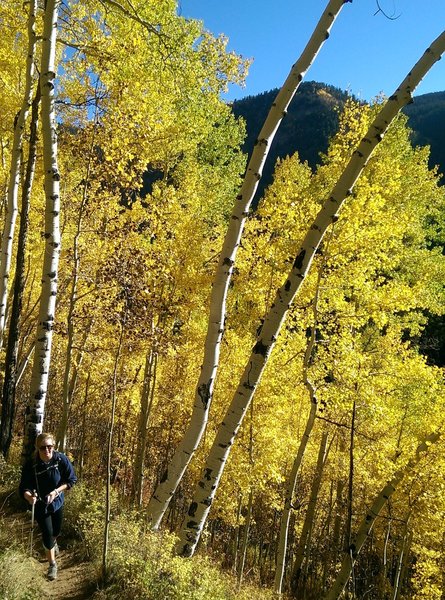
[36,506,63,550]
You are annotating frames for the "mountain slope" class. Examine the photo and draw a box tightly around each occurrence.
[231,83,445,202]
[403,91,445,180]
[231,81,349,202]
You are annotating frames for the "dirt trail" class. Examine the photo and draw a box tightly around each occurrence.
[9,504,97,599]
[36,544,97,599]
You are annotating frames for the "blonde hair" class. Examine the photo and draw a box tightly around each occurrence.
[35,432,55,449]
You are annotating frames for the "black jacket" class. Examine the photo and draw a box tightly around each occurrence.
[19,451,77,514]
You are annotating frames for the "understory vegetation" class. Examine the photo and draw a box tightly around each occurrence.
[0,462,274,600]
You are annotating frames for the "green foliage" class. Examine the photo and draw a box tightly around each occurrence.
[63,483,112,559]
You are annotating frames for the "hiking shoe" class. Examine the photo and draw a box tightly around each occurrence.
[47,562,58,580]
[54,542,60,556]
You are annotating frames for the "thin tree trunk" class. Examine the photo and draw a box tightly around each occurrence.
[274,242,328,595]
[275,399,315,590]
[134,344,158,506]
[57,119,97,451]
[392,520,411,600]
[176,33,445,557]
[146,0,348,529]
[440,533,445,600]
[321,482,336,593]
[0,0,38,347]
[333,479,345,560]
[341,395,357,596]
[237,401,255,588]
[324,432,441,600]
[330,436,347,579]
[102,321,125,582]
[291,431,329,595]
[57,320,92,450]
[237,488,253,590]
[0,85,40,457]
[78,371,91,481]
[346,399,356,548]
[232,493,243,573]
[16,340,35,386]
[22,0,61,463]
[382,516,391,591]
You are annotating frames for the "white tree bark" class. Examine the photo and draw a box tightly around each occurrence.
[0,0,38,348]
[176,31,445,557]
[392,519,411,600]
[0,85,40,458]
[146,0,350,531]
[23,0,61,462]
[324,432,440,600]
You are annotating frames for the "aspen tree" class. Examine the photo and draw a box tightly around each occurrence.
[147,0,351,530]
[102,318,125,582]
[133,338,158,506]
[0,86,40,457]
[324,432,441,600]
[23,0,61,462]
[56,117,99,452]
[392,518,412,600]
[0,0,38,347]
[177,31,445,558]
[291,430,330,595]
[274,240,329,594]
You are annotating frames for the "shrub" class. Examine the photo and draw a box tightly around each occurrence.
[103,521,275,599]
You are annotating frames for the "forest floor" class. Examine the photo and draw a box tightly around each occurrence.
[4,494,98,599]
[37,542,97,599]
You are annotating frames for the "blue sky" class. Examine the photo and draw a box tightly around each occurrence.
[178,1,445,102]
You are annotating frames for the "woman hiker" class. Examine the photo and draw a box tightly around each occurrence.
[19,432,77,581]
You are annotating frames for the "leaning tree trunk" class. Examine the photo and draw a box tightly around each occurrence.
[146,0,349,529]
[0,86,40,458]
[176,32,445,558]
[324,432,440,600]
[22,0,61,463]
[0,0,38,348]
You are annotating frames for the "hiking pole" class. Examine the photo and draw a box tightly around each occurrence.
[30,491,36,556]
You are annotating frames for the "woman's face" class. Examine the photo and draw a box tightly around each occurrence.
[37,437,55,461]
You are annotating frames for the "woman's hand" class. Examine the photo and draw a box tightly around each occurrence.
[24,490,37,506]
[45,489,60,504]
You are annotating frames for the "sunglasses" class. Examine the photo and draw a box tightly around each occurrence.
[39,445,54,451]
